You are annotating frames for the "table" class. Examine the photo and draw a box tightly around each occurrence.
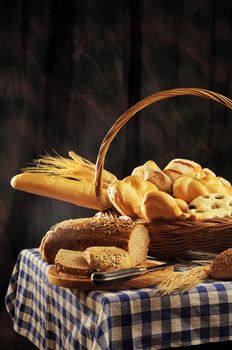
[5,249,232,350]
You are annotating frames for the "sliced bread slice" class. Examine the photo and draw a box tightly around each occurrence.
[55,249,93,276]
[84,246,133,272]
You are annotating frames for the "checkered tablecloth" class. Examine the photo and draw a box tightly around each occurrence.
[5,249,232,350]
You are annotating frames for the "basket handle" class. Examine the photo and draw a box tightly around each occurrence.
[94,87,232,209]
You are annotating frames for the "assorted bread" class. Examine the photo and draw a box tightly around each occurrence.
[106,158,232,221]
[11,151,232,284]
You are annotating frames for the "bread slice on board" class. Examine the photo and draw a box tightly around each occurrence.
[55,249,93,276]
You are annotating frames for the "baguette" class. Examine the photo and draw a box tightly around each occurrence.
[11,173,109,210]
[39,217,149,266]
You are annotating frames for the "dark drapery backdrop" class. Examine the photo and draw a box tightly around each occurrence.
[1,1,232,348]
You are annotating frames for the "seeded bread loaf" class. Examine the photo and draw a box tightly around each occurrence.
[40,217,149,265]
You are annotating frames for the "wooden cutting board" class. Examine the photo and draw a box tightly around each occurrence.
[47,261,174,290]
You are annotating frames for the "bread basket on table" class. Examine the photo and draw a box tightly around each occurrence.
[94,87,232,260]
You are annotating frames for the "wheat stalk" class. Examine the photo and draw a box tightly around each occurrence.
[22,150,117,188]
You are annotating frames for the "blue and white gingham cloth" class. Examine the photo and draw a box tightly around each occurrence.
[5,249,232,349]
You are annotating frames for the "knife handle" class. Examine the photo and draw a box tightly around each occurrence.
[91,267,143,285]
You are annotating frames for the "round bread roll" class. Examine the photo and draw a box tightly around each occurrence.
[108,180,141,218]
[210,249,232,280]
[132,163,172,193]
[142,190,184,220]
[187,193,232,219]
[164,158,202,182]
[173,174,231,204]
[143,168,173,193]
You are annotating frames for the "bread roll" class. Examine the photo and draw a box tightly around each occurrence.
[40,217,149,266]
[132,160,161,178]
[143,169,173,193]
[164,158,202,182]
[143,160,161,171]
[55,249,93,276]
[122,175,158,200]
[84,246,132,271]
[108,180,141,218]
[11,173,107,210]
[131,161,172,193]
[142,191,184,220]
[173,174,231,203]
[210,249,232,280]
[187,193,232,219]
[175,198,188,213]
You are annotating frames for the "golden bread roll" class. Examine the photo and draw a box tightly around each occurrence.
[173,176,195,202]
[11,173,105,210]
[202,167,216,176]
[143,169,173,193]
[108,180,141,218]
[122,175,158,200]
[143,160,161,171]
[131,160,161,178]
[210,249,232,280]
[175,198,188,213]
[164,158,202,182]
[187,180,209,201]
[187,193,232,219]
[173,173,231,203]
[84,246,132,271]
[142,190,184,220]
[132,162,172,193]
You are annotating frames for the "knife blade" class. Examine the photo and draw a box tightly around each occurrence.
[90,262,172,285]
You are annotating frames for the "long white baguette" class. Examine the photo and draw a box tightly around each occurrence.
[11,172,109,210]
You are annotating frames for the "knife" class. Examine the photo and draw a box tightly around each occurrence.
[90,262,172,285]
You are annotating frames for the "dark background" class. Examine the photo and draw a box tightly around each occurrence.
[1,1,232,349]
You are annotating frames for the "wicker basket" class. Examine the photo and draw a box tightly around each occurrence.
[94,88,232,260]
